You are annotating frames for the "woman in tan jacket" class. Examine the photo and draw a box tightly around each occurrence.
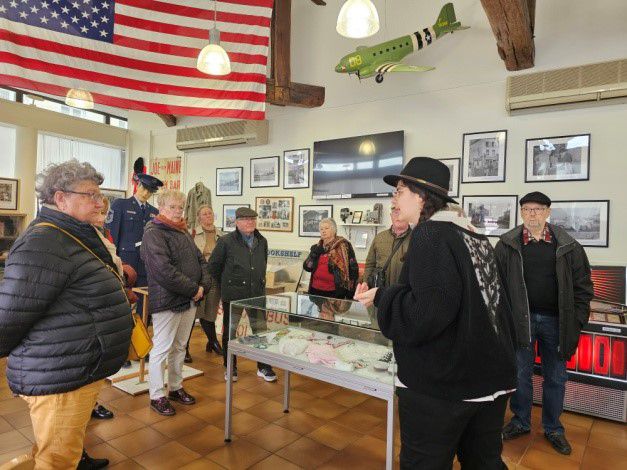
[185,205,224,362]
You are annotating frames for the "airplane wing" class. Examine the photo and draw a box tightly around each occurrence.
[376,62,435,73]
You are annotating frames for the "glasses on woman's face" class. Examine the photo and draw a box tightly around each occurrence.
[64,190,105,203]
[392,187,408,198]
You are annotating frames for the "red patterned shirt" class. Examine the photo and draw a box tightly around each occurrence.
[522,224,552,245]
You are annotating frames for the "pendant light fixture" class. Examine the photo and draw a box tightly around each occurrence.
[336,0,380,39]
[65,88,94,109]
[197,0,231,75]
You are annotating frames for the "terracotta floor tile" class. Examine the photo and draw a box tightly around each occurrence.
[302,398,347,421]
[176,424,234,456]
[246,423,301,453]
[232,390,269,410]
[0,430,32,454]
[2,410,31,429]
[282,390,317,410]
[560,412,594,431]
[331,408,383,432]
[295,381,339,398]
[246,399,289,422]
[91,414,145,441]
[187,400,231,425]
[127,407,171,426]
[84,442,127,466]
[249,454,304,470]
[230,411,269,436]
[134,441,201,469]
[529,433,586,463]
[520,448,581,470]
[97,386,128,403]
[318,445,384,470]
[108,459,147,469]
[276,436,338,469]
[354,397,387,419]
[346,435,387,463]
[590,418,627,440]
[16,426,35,444]
[0,398,28,416]
[108,426,170,458]
[202,382,229,401]
[581,445,627,469]
[367,422,400,447]
[307,422,363,451]
[150,412,206,439]
[109,395,152,413]
[0,446,34,467]
[587,431,627,455]
[179,457,226,469]
[502,438,532,466]
[561,423,591,445]
[234,374,268,390]
[0,416,12,434]
[274,409,325,435]
[246,382,286,400]
[83,431,104,448]
[327,389,370,409]
[205,438,270,469]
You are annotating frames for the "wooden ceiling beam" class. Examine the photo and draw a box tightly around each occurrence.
[157,113,177,127]
[480,0,535,71]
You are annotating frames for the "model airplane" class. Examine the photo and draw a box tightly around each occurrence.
[334,3,468,83]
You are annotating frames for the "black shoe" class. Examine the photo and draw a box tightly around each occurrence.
[122,360,132,368]
[184,350,193,363]
[144,353,150,363]
[91,404,114,420]
[544,432,572,455]
[208,340,223,355]
[502,422,530,440]
[77,450,109,469]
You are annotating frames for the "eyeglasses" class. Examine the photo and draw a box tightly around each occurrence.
[64,190,105,203]
[521,207,547,214]
[392,188,408,197]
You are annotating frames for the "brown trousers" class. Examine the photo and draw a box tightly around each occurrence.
[21,380,103,470]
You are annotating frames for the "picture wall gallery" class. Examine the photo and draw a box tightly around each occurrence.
[210,129,609,248]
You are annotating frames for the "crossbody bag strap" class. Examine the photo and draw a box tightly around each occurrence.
[381,236,404,272]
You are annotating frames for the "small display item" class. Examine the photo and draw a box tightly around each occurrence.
[351,211,363,224]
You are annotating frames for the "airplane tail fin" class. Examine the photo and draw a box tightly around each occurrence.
[433,3,469,37]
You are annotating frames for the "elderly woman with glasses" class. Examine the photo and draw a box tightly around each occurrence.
[141,190,210,416]
[0,159,133,470]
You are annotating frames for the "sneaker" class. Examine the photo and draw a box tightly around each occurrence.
[77,449,109,470]
[184,350,193,363]
[224,367,238,382]
[257,366,277,382]
[91,404,114,420]
[168,388,196,405]
[150,397,176,416]
[502,421,530,440]
[544,432,572,455]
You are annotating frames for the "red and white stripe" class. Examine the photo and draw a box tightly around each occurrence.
[0,0,273,119]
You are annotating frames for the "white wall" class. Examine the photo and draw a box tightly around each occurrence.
[127,0,627,264]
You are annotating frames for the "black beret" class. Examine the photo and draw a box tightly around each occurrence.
[520,191,551,207]
[235,207,258,218]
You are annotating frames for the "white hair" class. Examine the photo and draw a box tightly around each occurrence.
[156,189,185,208]
[319,218,337,233]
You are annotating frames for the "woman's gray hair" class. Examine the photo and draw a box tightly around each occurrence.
[156,189,185,208]
[319,217,337,233]
[36,159,104,204]
[196,204,213,217]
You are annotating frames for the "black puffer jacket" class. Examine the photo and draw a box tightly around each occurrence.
[141,220,210,314]
[0,207,133,396]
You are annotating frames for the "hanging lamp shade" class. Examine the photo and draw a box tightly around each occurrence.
[336,0,380,39]
[65,88,94,109]
[197,28,231,75]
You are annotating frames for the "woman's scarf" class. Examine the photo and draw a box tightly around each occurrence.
[155,214,188,232]
[322,236,353,291]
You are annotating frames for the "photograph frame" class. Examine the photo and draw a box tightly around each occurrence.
[525,134,590,183]
[549,200,609,247]
[284,148,310,189]
[255,196,294,232]
[100,188,126,207]
[250,156,280,188]
[462,195,518,237]
[0,177,19,211]
[351,211,363,224]
[461,130,507,183]
[222,203,250,232]
[439,158,461,198]
[216,167,243,196]
[299,204,333,237]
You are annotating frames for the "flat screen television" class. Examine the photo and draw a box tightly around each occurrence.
[312,131,404,199]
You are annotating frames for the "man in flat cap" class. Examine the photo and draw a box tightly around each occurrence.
[495,192,593,455]
[207,207,277,382]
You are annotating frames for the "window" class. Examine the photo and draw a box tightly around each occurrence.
[0,88,16,101]
[110,117,128,129]
[0,124,17,177]
[23,95,106,124]
[37,133,126,190]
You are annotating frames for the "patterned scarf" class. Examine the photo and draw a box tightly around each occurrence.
[155,214,188,233]
[323,236,353,291]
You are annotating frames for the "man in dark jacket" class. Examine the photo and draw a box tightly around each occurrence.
[0,160,132,470]
[495,191,594,455]
[207,207,277,382]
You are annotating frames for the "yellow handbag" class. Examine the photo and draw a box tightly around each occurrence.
[35,222,153,360]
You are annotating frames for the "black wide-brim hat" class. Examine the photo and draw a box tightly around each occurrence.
[383,157,456,204]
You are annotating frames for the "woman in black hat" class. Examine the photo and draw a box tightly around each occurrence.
[355,157,517,469]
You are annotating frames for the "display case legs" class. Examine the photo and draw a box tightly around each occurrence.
[224,352,234,442]
[283,370,291,413]
[386,395,395,470]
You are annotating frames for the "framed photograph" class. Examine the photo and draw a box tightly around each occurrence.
[351,211,363,224]
[222,204,249,232]
[439,158,460,198]
[0,178,19,210]
[284,148,310,189]
[462,130,507,183]
[463,195,518,237]
[299,205,333,237]
[100,188,126,207]
[250,156,279,188]
[255,196,294,232]
[351,227,370,249]
[550,200,609,247]
[525,134,590,182]
[216,167,243,196]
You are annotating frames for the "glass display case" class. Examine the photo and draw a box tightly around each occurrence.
[224,292,396,470]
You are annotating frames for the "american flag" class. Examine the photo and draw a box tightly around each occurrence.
[0,0,273,119]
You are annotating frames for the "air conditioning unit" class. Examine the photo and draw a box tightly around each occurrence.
[506,59,627,113]
[176,120,268,150]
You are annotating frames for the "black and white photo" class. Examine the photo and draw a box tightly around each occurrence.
[0,178,19,210]
[256,196,294,232]
[439,158,460,198]
[222,203,249,232]
[525,134,590,182]
[216,167,243,196]
[250,156,279,188]
[100,188,126,207]
[550,200,609,247]
[284,148,310,189]
[462,130,507,183]
[463,195,518,237]
[299,205,333,237]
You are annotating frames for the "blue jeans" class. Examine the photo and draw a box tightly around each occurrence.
[509,313,567,434]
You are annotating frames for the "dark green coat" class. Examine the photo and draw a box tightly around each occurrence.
[207,228,268,303]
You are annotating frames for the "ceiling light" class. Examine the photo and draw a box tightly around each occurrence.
[65,88,94,109]
[197,0,231,75]
[336,0,380,39]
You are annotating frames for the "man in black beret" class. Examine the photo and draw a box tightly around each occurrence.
[495,192,594,455]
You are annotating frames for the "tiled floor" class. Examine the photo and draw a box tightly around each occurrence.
[0,328,625,469]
